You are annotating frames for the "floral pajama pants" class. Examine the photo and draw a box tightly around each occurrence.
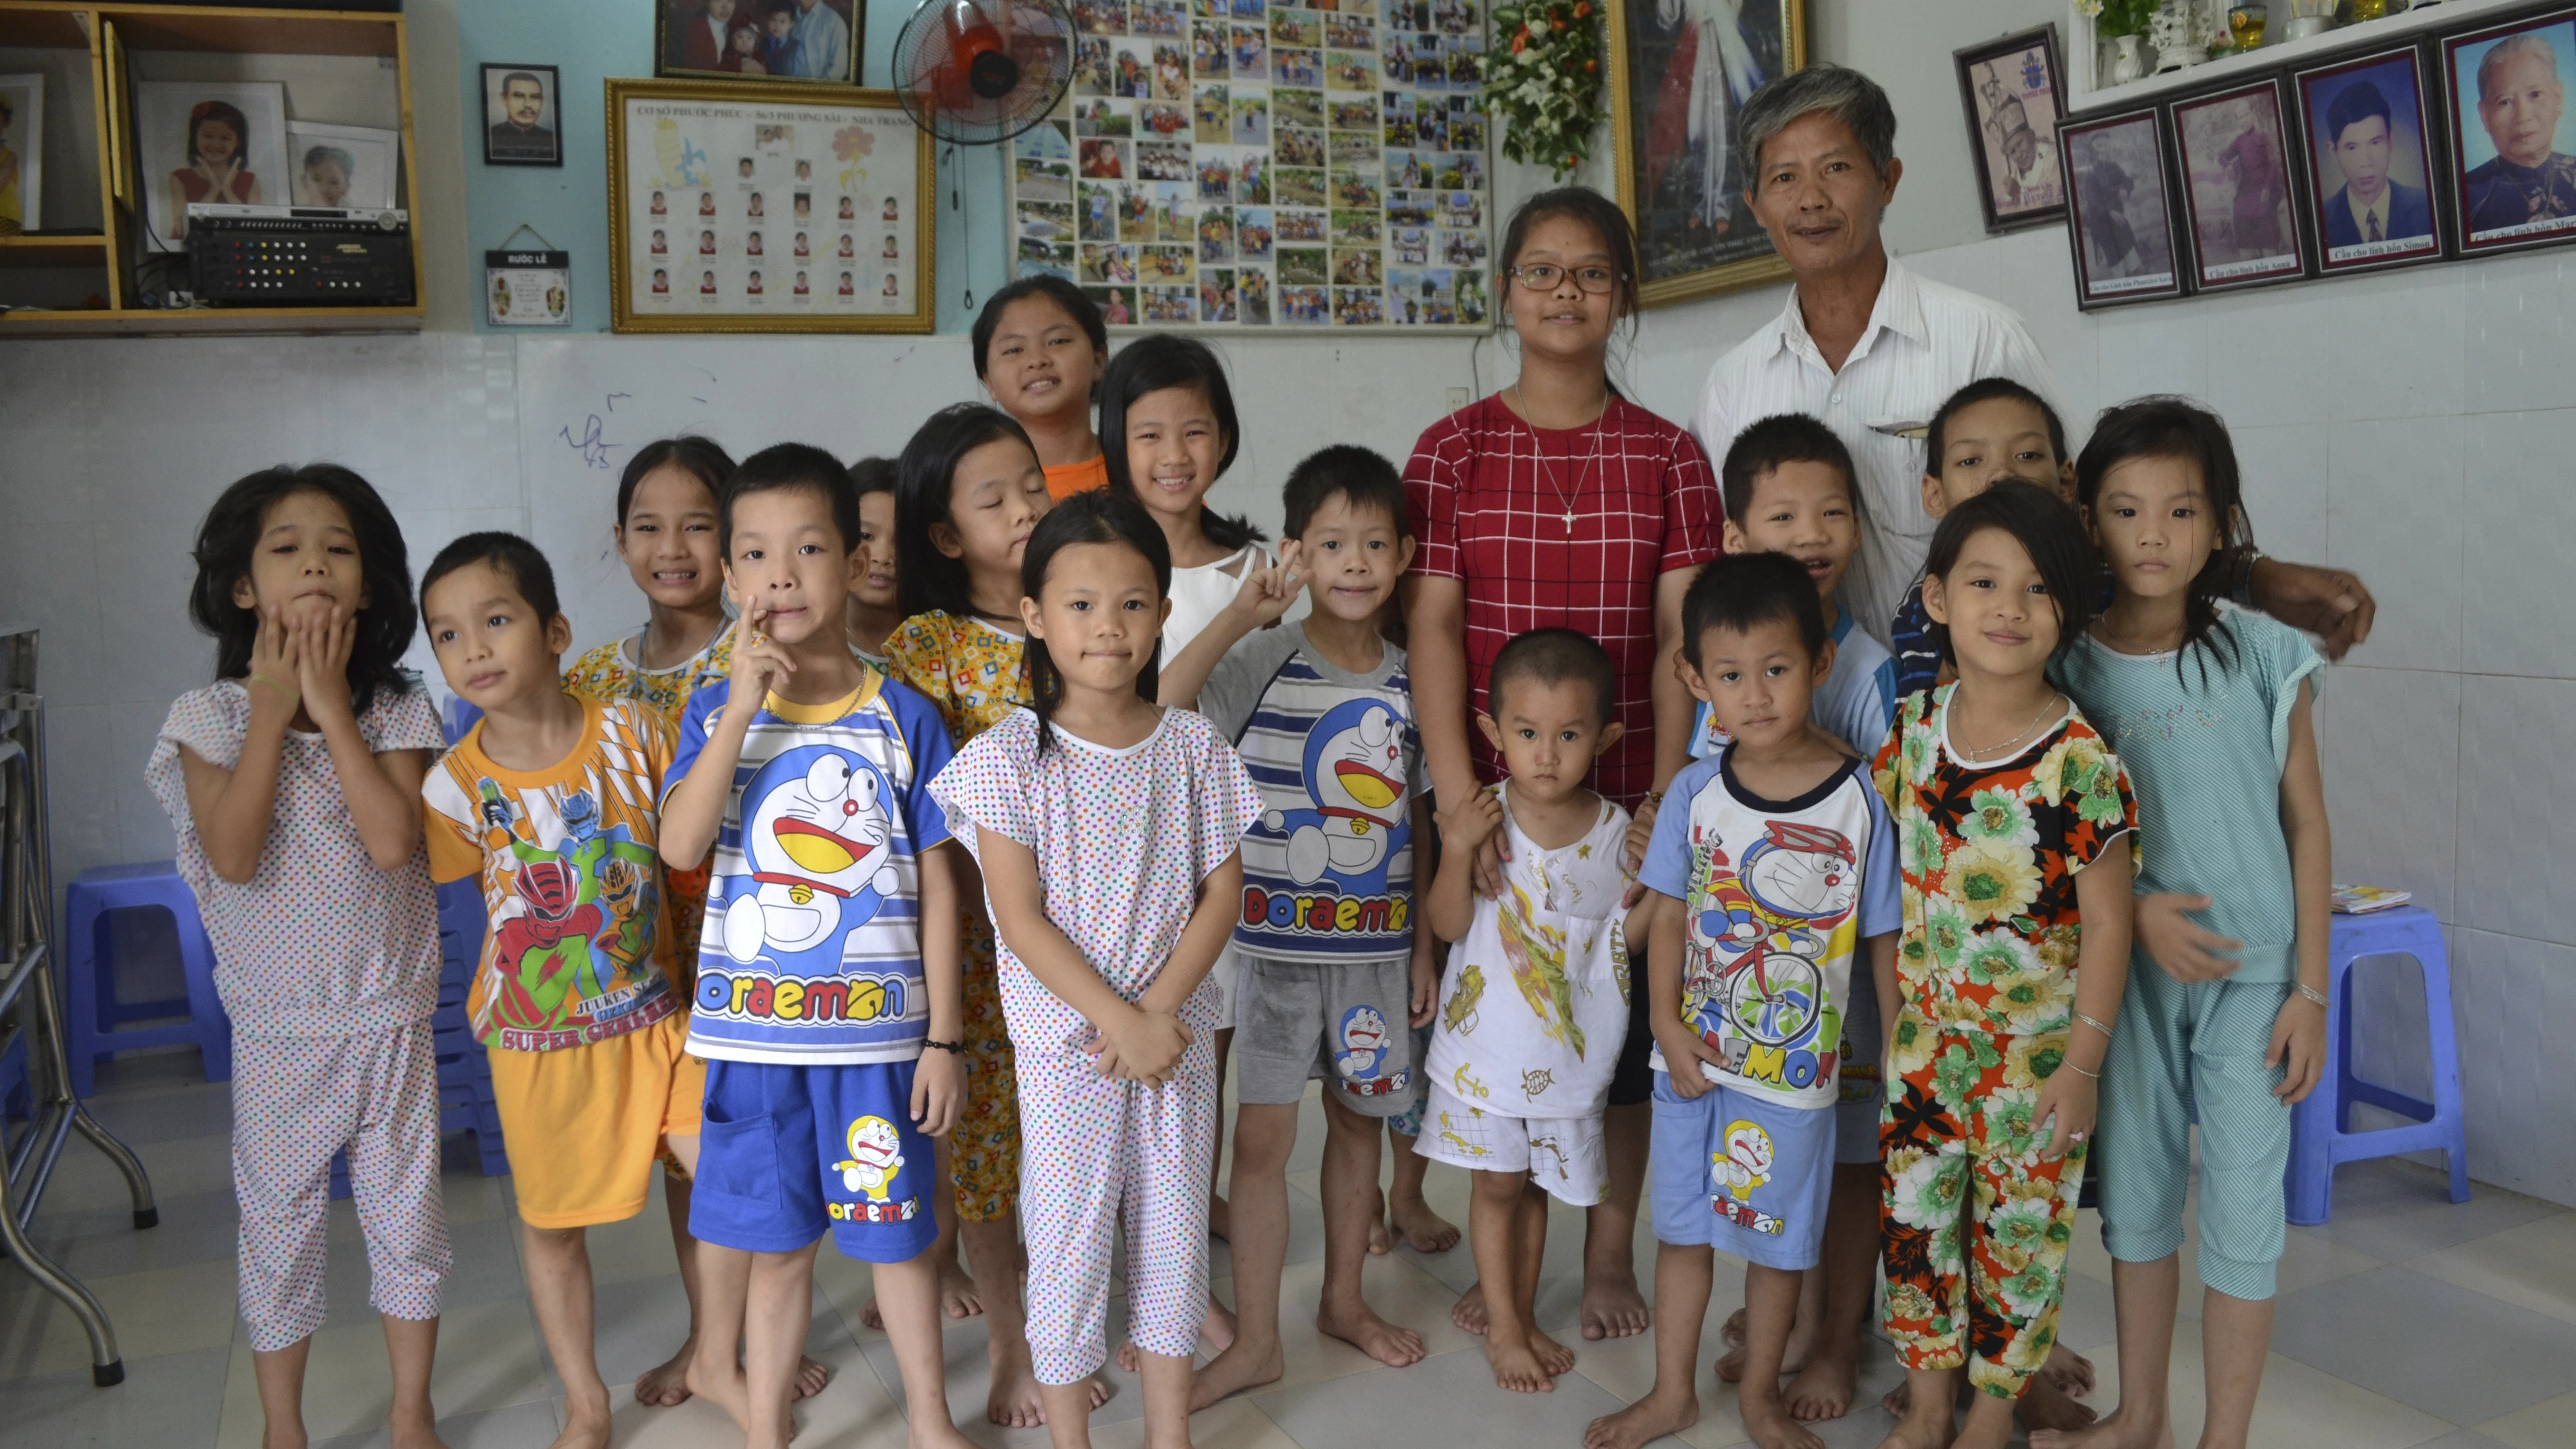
[1880,1015,2085,1399]
[233,1024,451,1352]
[953,913,1021,1222]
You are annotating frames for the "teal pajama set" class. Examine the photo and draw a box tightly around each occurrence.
[2056,610,2322,1301]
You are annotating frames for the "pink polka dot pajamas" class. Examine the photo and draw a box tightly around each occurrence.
[930,707,1265,1386]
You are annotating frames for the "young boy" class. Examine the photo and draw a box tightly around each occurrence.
[1417,628,1638,1393]
[420,532,704,1449]
[1175,446,1443,1407]
[1694,414,1900,1418]
[1587,553,1900,1449]
[1891,378,2077,699]
[658,444,976,1449]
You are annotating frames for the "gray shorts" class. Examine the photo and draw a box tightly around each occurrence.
[1232,953,1420,1117]
[1835,980,1884,1165]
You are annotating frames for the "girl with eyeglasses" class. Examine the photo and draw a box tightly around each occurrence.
[1400,186,1722,1355]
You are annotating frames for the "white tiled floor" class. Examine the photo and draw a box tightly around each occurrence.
[7,1051,2574,1449]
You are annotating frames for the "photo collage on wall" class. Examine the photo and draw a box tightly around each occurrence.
[624,100,921,318]
[1010,0,1494,328]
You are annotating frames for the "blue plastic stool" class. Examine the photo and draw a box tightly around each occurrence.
[2285,906,2469,1225]
[64,862,233,1097]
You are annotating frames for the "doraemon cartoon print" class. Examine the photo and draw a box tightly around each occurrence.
[716,744,902,972]
[836,1115,905,1202]
[1332,1003,1409,1094]
[1263,698,1411,893]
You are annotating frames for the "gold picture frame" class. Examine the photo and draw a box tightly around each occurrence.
[607,77,934,334]
[1606,0,1806,308]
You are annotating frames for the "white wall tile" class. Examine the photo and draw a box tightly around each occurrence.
[2094,304,2209,407]
[2319,665,2459,924]
[2459,407,2576,681]
[2461,252,2576,418]
[2206,290,2338,429]
[1982,228,2102,430]
[2323,414,2463,673]
[0,521,111,711]
[2232,422,2332,570]
[2326,266,2467,424]
[2449,929,2576,1206]
[40,703,124,884]
[2455,675,2576,948]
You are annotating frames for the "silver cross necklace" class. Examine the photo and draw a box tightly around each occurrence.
[1513,383,1608,536]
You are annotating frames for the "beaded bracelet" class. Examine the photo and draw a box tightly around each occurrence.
[921,1038,965,1054]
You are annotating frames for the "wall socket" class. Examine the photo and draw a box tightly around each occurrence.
[1447,387,1470,408]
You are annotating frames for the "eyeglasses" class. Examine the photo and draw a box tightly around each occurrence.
[1508,263,1622,294]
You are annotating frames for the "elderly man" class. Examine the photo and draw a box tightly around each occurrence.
[1671,60,2375,1446]
[487,71,555,163]
[2464,32,2576,234]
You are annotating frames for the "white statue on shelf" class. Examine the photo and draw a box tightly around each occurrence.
[2151,0,2204,72]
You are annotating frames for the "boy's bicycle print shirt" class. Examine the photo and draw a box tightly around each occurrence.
[424,697,680,1052]
[1869,685,2136,1048]
[667,672,954,1066]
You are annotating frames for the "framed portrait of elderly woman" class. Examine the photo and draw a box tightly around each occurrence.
[2060,106,2185,308]
[659,0,863,86]
[2170,79,2310,292]
[608,78,931,333]
[1954,25,2067,234]
[2291,45,2448,276]
[1606,0,1807,307]
[2440,6,2576,257]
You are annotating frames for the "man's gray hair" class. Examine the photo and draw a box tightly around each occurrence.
[2478,33,2563,106]
[1736,64,1898,188]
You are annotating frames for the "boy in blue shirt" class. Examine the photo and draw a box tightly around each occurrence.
[661,444,976,1449]
[1588,552,1900,1449]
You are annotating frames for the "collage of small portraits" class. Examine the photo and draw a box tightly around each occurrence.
[1011,0,1495,328]
[633,119,912,310]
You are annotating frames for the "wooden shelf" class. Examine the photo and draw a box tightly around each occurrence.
[2066,0,2527,111]
[104,4,397,59]
[0,233,107,267]
[0,3,86,46]
[0,301,422,334]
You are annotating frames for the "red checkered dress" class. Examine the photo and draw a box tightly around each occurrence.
[1404,393,1723,808]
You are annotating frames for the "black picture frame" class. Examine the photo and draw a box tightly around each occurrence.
[481,63,563,168]
[656,0,865,87]
[1955,23,2070,234]
[2291,43,2450,276]
[2059,107,2186,308]
[2168,77,2312,293]
[2438,4,2576,257]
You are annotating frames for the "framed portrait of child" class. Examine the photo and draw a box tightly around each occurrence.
[134,80,287,252]
[285,121,402,211]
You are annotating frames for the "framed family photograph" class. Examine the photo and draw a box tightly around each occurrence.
[1955,25,2067,234]
[607,78,932,333]
[2061,107,2184,307]
[1607,0,1808,307]
[2293,46,2445,274]
[2171,79,2308,291]
[0,73,43,234]
[285,121,402,211]
[484,64,563,167]
[134,80,287,252]
[657,0,863,86]
[2441,6,2576,256]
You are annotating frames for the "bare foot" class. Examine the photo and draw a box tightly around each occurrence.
[1528,1327,1576,1377]
[1116,1339,1141,1374]
[1580,1272,1650,1341]
[1451,1281,1489,1335]
[1202,1295,1237,1353]
[1367,1190,1393,1256]
[986,1344,1046,1429]
[793,1357,831,1400]
[859,1252,982,1332]
[1190,1336,1286,1410]
[1584,1390,1699,1449]
[2028,1409,2176,1449]
[1209,1191,1231,1242]
[1317,1300,1426,1368]
[2019,1374,2100,1434]
[635,1338,695,1407]
[545,1399,612,1449]
[1485,1334,1556,1393]
[1782,1342,1857,1422]
[1873,1405,1954,1449]
[1718,1306,1811,1383]
[1740,1391,1827,1449]
[684,1355,752,1436]
[2042,1343,2096,1396]
[1881,1380,1910,1418]
[1389,1194,1461,1253]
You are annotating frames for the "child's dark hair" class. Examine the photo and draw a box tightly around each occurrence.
[1487,627,1616,726]
[186,465,415,714]
[617,435,735,525]
[1924,378,2069,472]
[1680,552,1827,667]
[1499,187,1641,321]
[1097,333,1266,551]
[1282,444,1409,539]
[1921,480,2100,666]
[849,455,896,500]
[1719,413,1856,520]
[722,442,859,557]
[2075,396,2244,681]
[421,532,562,629]
[1021,489,1171,752]
[970,274,1107,379]
[896,403,1041,618]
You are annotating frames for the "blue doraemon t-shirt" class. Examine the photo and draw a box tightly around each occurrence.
[1196,621,1426,965]
[667,671,953,1065]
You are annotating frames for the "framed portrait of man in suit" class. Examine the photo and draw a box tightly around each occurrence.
[2294,46,2446,275]
[2440,6,2576,257]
